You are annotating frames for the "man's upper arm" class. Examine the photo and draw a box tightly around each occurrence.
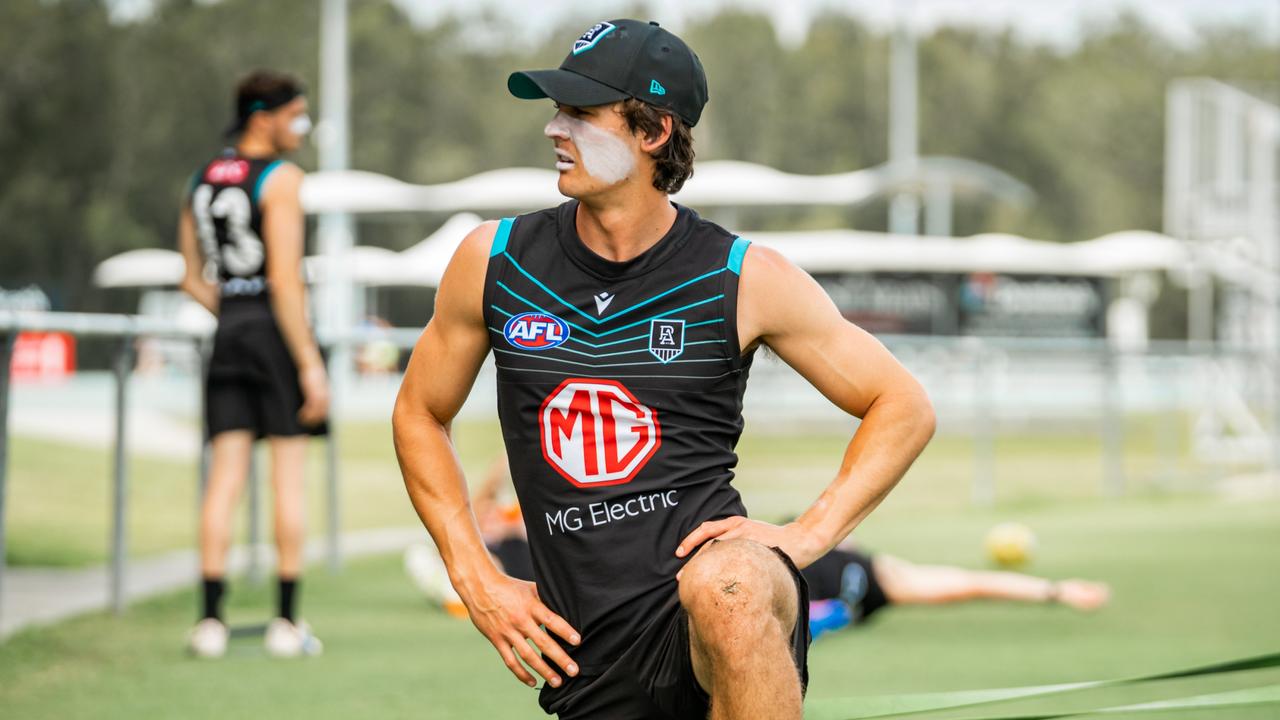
[177,206,203,281]
[260,163,306,283]
[395,222,499,425]
[738,245,928,418]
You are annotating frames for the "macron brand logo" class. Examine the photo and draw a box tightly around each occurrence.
[540,378,661,488]
[649,79,667,96]
[593,291,615,315]
[573,22,616,55]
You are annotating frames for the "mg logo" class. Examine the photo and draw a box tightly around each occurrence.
[539,378,661,488]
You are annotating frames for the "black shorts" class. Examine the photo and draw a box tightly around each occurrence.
[205,303,327,439]
[800,547,889,622]
[544,546,810,720]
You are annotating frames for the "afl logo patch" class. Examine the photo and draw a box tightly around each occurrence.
[504,312,570,351]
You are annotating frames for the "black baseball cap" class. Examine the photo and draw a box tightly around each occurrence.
[508,19,709,127]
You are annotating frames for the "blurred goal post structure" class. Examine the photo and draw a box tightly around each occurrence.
[1165,78,1280,465]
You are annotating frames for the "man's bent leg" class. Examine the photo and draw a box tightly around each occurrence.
[679,538,802,720]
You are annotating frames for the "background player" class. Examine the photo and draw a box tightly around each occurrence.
[394,18,935,720]
[804,546,1111,639]
[177,70,329,659]
[406,459,1111,640]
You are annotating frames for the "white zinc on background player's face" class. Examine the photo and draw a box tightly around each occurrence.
[544,105,637,194]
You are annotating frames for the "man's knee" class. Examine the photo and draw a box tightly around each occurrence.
[678,538,798,646]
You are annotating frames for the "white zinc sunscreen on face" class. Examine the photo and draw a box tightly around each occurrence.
[288,114,312,137]
[544,111,635,185]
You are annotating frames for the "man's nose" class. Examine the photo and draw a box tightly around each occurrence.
[544,113,571,139]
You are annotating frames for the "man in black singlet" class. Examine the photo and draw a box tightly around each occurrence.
[394,20,935,719]
[177,70,328,659]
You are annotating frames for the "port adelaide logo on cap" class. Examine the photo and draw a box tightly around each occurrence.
[573,21,616,55]
[504,312,571,351]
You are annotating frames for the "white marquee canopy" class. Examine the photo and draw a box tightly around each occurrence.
[95,216,1195,290]
[299,158,1034,215]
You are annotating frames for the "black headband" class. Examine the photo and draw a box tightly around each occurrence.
[223,86,304,138]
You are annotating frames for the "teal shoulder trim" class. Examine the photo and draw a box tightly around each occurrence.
[187,170,202,196]
[727,236,751,275]
[252,159,285,203]
[490,217,516,257]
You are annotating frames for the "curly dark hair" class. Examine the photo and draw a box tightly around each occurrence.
[618,98,695,194]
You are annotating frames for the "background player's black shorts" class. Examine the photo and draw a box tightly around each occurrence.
[801,547,889,622]
[544,546,810,720]
[205,300,327,439]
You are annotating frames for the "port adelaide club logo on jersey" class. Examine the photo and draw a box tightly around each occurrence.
[503,312,570,351]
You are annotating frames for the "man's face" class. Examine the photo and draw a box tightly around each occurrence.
[544,102,642,198]
[267,96,310,154]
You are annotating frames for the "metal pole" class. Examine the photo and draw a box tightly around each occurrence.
[326,408,341,572]
[110,337,134,615]
[888,8,920,236]
[197,339,211,510]
[0,334,15,631]
[319,0,358,371]
[319,0,354,570]
[971,341,996,506]
[1156,355,1180,489]
[924,180,953,237]
[1101,345,1126,496]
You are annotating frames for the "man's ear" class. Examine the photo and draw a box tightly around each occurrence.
[638,114,674,154]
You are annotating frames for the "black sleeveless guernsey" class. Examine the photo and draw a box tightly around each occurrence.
[482,200,756,681]
[188,149,286,316]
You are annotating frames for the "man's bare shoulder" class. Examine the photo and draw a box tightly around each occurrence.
[433,221,504,324]
[446,220,502,280]
[737,242,837,345]
[260,162,304,204]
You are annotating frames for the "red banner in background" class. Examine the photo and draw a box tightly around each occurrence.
[11,332,76,382]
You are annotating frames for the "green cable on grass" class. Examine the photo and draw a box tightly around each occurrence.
[804,650,1280,720]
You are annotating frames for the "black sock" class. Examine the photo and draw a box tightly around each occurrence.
[278,577,299,623]
[201,577,225,621]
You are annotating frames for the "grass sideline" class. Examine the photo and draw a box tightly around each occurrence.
[1,496,1277,719]
[4,415,1227,567]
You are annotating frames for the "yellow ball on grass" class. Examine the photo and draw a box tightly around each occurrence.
[985,522,1036,568]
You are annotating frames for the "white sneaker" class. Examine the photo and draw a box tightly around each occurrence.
[264,618,323,658]
[404,543,469,618]
[188,618,228,659]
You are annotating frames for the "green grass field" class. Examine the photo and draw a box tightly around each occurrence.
[2,415,1222,567]
[3,418,1278,717]
[1,489,1277,718]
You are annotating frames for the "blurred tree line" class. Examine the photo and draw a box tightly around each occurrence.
[1,0,1276,333]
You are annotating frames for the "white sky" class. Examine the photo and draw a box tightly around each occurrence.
[394,0,1280,48]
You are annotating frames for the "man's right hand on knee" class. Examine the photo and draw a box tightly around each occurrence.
[459,568,581,689]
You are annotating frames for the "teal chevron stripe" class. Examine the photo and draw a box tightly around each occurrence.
[502,252,725,325]
[489,306,647,349]
[495,281,723,338]
[493,347,724,368]
[489,328,726,359]
[496,363,737,381]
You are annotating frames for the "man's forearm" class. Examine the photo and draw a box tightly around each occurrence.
[393,407,500,593]
[796,391,935,555]
[270,285,324,371]
[181,278,220,316]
